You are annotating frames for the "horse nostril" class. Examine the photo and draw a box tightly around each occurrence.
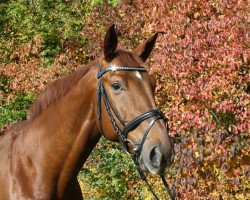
[149,146,162,168]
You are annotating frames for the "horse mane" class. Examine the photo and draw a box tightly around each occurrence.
[28,50,140,121]
[29,62,95,120]
[1,50,141,134]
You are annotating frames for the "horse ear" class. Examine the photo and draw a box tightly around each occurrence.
[133,33,158,62]
[104,24,118,61]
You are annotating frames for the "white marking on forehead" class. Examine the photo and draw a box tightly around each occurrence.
[135,71,142,80]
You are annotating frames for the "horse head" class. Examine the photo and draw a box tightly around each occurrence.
[96,25,174,175]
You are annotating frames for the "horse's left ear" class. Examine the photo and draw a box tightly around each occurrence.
[133,33,158,62]
[104,24,118,61]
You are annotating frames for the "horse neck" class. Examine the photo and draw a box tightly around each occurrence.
[25,66,100,197]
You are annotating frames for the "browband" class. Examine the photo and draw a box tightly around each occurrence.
[97,66,147,79]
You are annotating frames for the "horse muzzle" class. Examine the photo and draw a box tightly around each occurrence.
[139,141,175,175]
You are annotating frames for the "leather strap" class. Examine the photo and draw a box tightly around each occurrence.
[122,109,166,139]
[97,66,147,79]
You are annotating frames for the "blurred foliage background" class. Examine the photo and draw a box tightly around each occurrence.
[0,0,249,199]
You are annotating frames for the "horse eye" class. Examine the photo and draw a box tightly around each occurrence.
[111,82,122,91]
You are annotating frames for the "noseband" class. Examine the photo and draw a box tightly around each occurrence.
[96,65,175,200]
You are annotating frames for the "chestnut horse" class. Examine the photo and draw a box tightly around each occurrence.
[0,25,174,200]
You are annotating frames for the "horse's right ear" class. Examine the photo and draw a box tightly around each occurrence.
[104,24,118,61]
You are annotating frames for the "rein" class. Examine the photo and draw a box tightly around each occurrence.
[96,65,175,200]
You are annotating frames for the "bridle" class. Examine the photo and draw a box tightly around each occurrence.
[96,65,175,200]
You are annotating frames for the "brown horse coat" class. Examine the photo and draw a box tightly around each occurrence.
[0,25,174,200]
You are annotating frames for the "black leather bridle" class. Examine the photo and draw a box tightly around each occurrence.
[96,65,175,200]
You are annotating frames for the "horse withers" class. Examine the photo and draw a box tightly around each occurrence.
[0,25,174,200]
